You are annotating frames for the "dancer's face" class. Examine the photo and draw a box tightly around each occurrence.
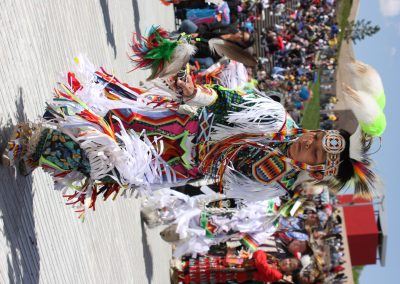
[279,258,300,273]
[288,131,327,166]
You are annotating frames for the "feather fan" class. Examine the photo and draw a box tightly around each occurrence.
[208,38,257,67]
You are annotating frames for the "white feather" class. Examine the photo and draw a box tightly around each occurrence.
[346,58,384,97]
[158,42,197,78]
[349,126,364,161]
[342,85,381,124]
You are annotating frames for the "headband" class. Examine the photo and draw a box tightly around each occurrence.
[322,130,346,176]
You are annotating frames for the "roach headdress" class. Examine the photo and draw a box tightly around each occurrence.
[130,25,196,80]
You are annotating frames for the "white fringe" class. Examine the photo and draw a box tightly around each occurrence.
[49,55,185,191]
[210,96,287,141]
[73,116,175,190]
[222,167,288,201]
[173,197,279,257]
[219,61,248,90]
[49,104,175,194]
[68,54,149,117]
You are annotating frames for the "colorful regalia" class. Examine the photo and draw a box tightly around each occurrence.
[3,50,311,218]
[2,27,385,219]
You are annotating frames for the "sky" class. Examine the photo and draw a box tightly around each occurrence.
[352,0,400,283]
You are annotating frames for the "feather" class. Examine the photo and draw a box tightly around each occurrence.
[208,38,257,67]
[346,58,385,109]
[347,126,384,199]
[130,26,179,80]
[158,42,197,78]
[342,84,386,137]
[349,126,365,161]
[130,26,196,80]
[352,159,379,199]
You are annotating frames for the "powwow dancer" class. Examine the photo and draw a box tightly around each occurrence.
[2,26,385,219]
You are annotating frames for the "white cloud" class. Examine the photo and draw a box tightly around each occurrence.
[390,47,397,56]
[379,0,400,16]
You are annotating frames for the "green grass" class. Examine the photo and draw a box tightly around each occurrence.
[337,0,353,50]
[301,70,321,130]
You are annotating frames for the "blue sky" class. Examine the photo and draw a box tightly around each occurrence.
[353,0,400,283]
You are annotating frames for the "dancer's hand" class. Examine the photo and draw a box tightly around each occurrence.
[177,75,196,99]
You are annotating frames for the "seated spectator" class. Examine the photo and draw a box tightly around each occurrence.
[179,20,255,65]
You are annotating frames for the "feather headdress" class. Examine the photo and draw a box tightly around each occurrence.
[130,26,196,80]
[346,57,385,109]
[344,58,386,136]
[342,84,386,137]
[339,59,386,199]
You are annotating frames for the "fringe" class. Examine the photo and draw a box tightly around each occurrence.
[219,61,248,90]
[222,167,288,201]
[55,114,175,191]
[42,56,186,219]
[210,96,286,141]
[69,54,148,117]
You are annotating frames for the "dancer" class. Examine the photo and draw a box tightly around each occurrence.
[2,27,383,218]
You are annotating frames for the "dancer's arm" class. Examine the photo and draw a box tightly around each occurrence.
[177,77,251,112]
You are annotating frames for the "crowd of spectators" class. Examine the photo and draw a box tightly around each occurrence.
[165,0,341,127]
[255,0,340,122]
[278,184,350,283]
[158,1,349,282]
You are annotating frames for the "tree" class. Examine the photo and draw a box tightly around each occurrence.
[352,266,364,284]
[344,19,380,44]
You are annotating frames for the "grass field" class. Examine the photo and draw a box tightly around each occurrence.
[337,0,354,52]
[301,71,321,129]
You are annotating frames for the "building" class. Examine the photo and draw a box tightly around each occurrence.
[337,194,387,267]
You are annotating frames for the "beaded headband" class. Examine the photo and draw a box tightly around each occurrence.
[322,130,346,176]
